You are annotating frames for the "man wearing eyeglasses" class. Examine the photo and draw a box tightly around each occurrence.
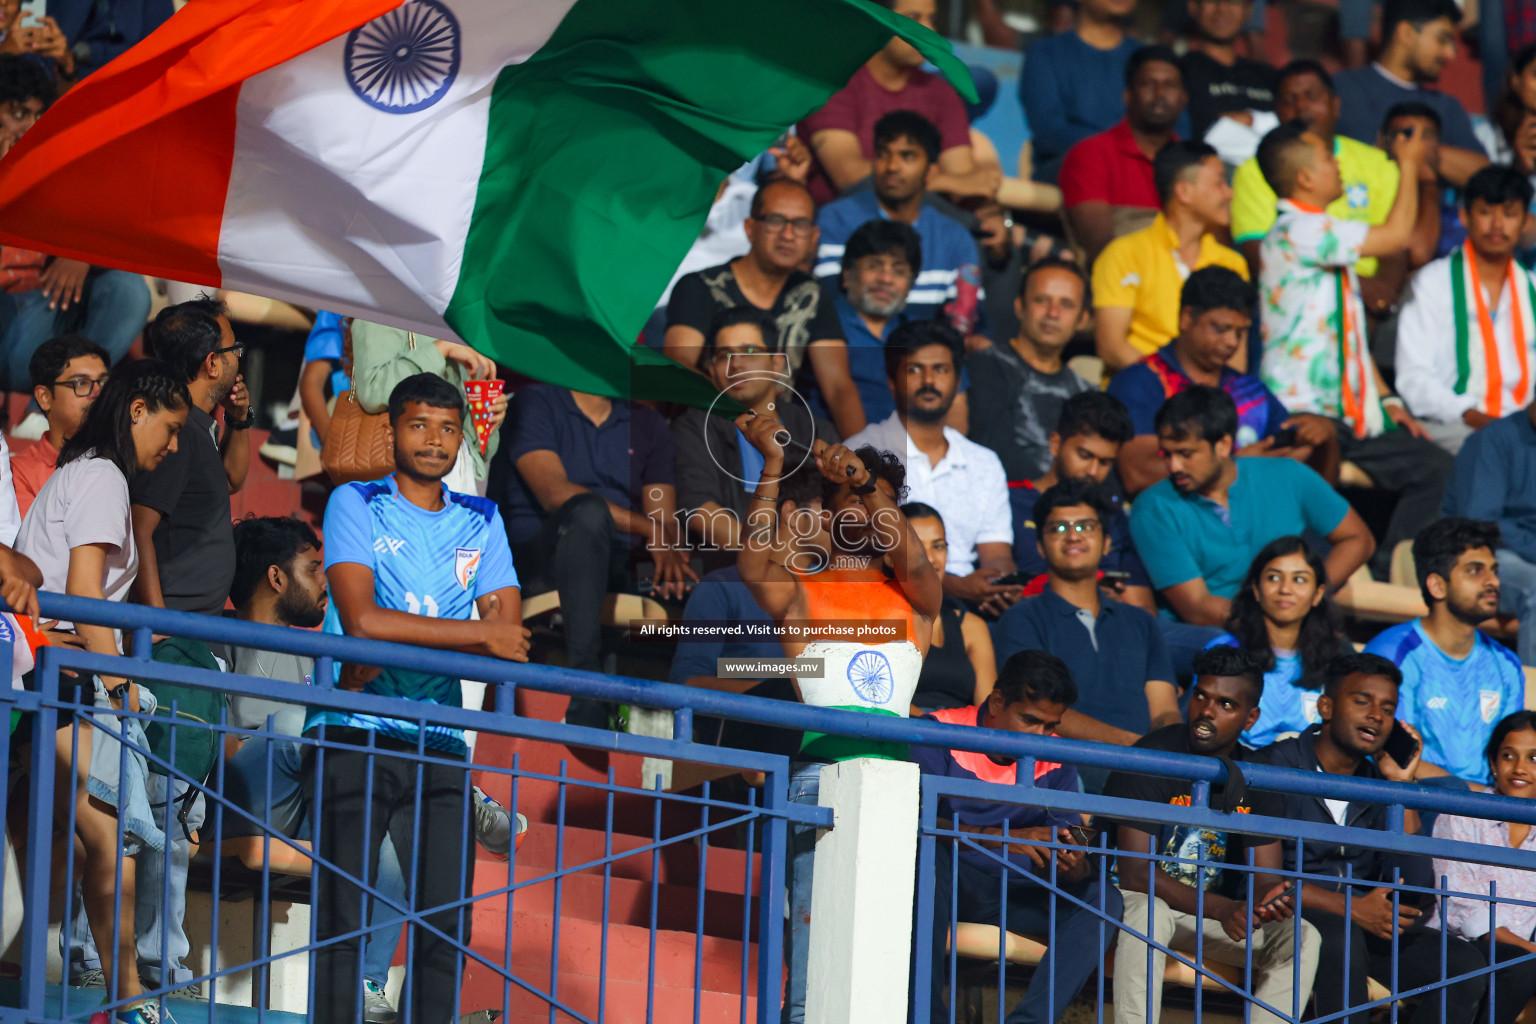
[813,111,992,352]
[129,295,252,618]
[994,477,1180,791]
[671,306,835,574]
[12,333,109,517]
[663,178,865,439]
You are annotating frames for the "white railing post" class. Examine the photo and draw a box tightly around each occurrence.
[805,757,920,1024]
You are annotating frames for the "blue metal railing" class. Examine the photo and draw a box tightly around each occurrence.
[7,592,1536,1024]
[912,776,1536,1024]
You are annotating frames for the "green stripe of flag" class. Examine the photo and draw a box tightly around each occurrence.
[445,0,972,409]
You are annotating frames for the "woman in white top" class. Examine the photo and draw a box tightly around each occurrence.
[16,360,188,1021]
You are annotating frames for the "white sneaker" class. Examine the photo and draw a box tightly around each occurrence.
[471,785,512,858]
[11,411,46,441]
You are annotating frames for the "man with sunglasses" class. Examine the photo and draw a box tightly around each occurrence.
[130,295,252,618]
[12,333,109,517]
[664,178,864,439]
[672,306,835,573]
[994,477,1179,791]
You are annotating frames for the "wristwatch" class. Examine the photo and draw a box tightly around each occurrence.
[225,411,256,430]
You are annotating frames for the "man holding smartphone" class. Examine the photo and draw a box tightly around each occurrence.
[911,650,1124,1024]
[1104,645,1320,1024]
[1251,653,1490,1024]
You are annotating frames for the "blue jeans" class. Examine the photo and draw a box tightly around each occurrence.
[1158,619,1224,690]
[0,270,149,389]
[1497,549,1536,667]
[783,762,823,1024]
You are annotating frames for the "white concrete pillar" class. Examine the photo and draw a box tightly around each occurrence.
[805,757,920,1024]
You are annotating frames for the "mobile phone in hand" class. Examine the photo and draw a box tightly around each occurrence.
[1066,824,1097,846]
[1258,881,1295,911]
[1380,722,1420,768]
[1270,426,1299,448]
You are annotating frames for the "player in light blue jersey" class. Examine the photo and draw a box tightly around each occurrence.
[308,373,529,1024]
[1365,518,1524,785]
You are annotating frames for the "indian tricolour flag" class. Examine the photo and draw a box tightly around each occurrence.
[0,0,971,404]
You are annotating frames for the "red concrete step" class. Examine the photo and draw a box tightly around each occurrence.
[460,912,759,1020]
[469,857,751,938]
[504,819,760,899]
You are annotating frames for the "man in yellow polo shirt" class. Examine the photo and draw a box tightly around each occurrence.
[1231,59,1399,284]
[1093,139,1249,374]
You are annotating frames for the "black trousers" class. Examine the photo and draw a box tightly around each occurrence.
[512,492,631,673]
[1301,905,1487,1024]
[311,730,472,1024]
[1334,424,1453,577]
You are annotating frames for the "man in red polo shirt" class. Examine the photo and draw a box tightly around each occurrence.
[1060,46,1187,264]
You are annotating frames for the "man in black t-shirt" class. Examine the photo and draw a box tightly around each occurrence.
[1103,646,1319,1024]
[662,178,864,438]
[1178,0,1277,140]
[131,296,252,615]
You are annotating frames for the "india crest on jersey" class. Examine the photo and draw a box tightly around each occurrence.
[455,547,481,591]
[1481,689,1502,725]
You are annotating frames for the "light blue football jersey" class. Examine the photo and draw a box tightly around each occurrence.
[306,475,517,754]
[1365,620,1523,784]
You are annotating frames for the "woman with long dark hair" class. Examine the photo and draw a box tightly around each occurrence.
[14,359,189,1022]
[1211,536,1347,748]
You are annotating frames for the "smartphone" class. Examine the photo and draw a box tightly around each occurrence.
[1258,881,1295,910]
[990,570,1033,588]
[1099,570,1132,584]
[1380,722,1420,767]
[1066,824,1097,846]
[16,0,44,28]
[1270,426,1299,449]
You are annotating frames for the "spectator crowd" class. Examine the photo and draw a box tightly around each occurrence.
[17,0,1536,1022]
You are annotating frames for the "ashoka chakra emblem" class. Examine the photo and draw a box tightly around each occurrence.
[345,0,462,114]
[846,650,893,704]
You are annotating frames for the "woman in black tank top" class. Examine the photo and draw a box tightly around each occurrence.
[903,504,998,712]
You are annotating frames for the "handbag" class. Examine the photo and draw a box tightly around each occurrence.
[321,321,411,484]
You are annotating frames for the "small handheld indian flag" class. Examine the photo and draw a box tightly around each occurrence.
[0,0,972,407]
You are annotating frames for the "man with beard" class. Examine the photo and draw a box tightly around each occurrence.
[1366,518,1524,785]
[1059,47,1188,264]
[1395,167,1536,455]
[814,111,992,344]
[822,219,922,425]
[733,418,941,1024]
[1129,386,1374,627]
[848,320,1017,614]
[966,257,1092,484]
[309,373,530,1024]
[1251,654,1489,1024]
[665,178,863,438]
[130,296,252,616]
[1104,645,1319,1024]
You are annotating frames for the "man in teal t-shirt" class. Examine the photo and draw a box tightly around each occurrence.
[1129,387,1374,627]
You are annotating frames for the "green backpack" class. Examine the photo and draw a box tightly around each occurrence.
[141,637,228,838]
